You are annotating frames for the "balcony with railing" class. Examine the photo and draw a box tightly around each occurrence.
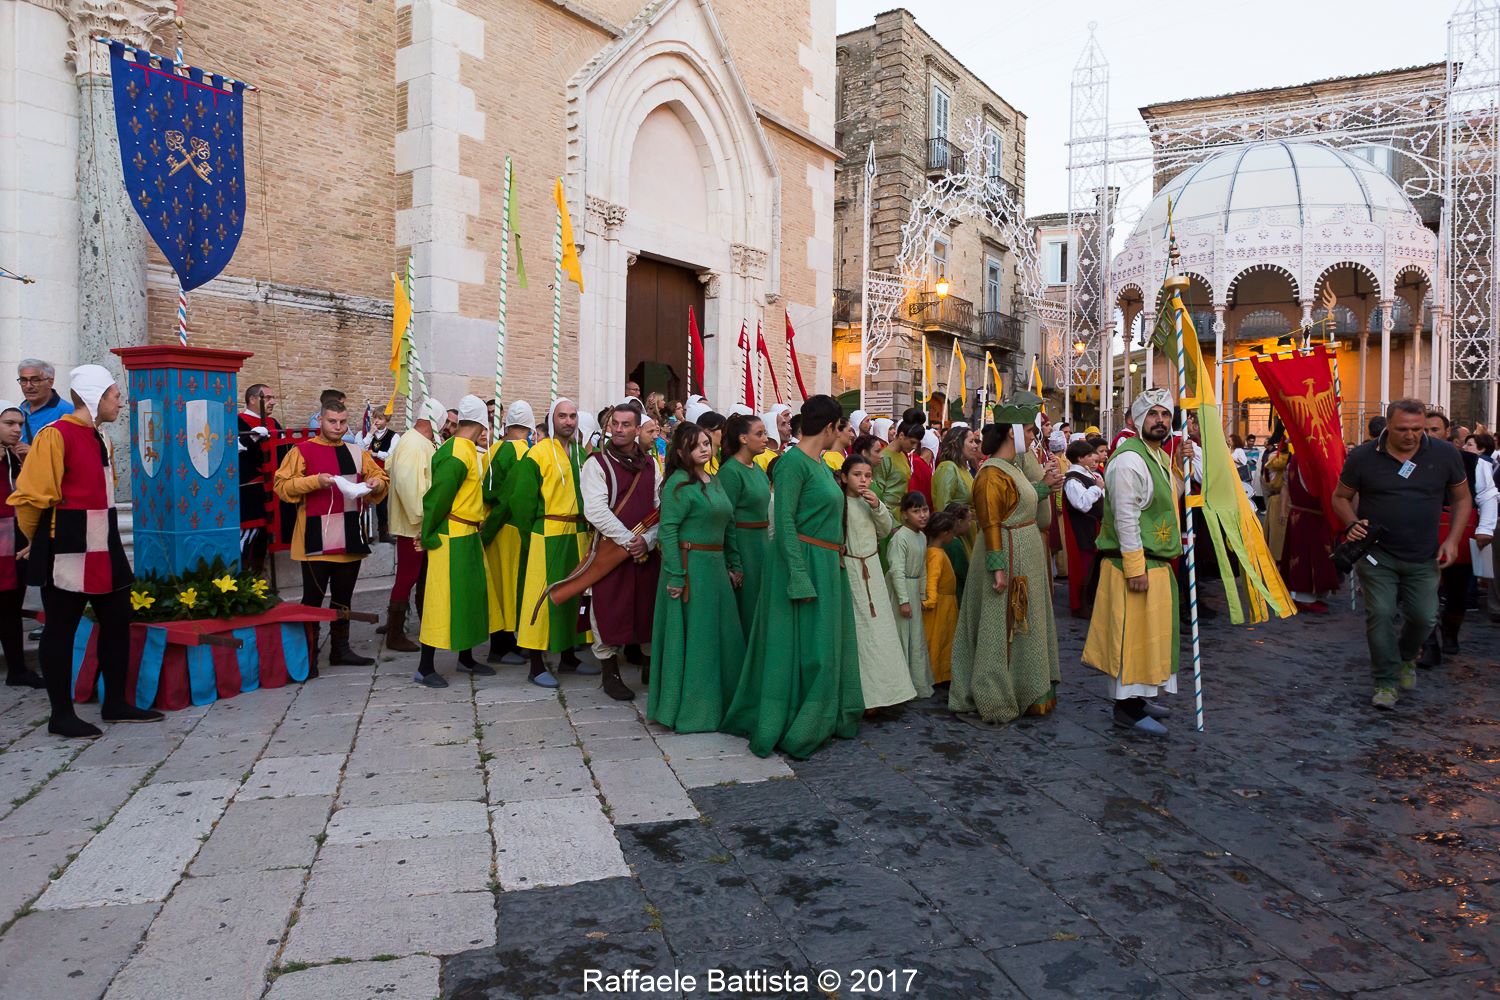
[979,310,1024,351]
[909,290,976,335]
[986,174,1020,208]
[833,288,860,327]
[927,137,965,176]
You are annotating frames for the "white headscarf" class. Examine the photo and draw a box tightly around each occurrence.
[759,410,782,445]
[417,397,447,426]
[0,399,19,415]
[1130,387,1173,427]
[456,394,487,425]
[68,364,116,421]
[576,409,601,449]
[547,397,576,435]
[504,399,535,432]
[684,396,712,423]
[849,409,869,436]
[871,417,893,443]
[921,428,940,458]
[727,404,755,418]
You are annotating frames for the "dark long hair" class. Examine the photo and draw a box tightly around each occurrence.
[935,425,970,468]
[722,413,762,464]
[664,421,710,496]
[980,422,1013,457]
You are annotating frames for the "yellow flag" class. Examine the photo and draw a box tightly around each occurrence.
[922,335,933,399]
[987,356,1004,396]
[952,339,968,400]
[1031,355,1044,396]
[554,177,584,293]
[387,271,412,414]
[1173,294,1216,407]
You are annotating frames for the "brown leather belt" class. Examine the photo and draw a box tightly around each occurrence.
[797,533,841,551]
[544,514,584,524]
[735,521,769,530]
[677,542,724,602]
[448,514,482,528]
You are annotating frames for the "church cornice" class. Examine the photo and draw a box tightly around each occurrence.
[54,0,175,77]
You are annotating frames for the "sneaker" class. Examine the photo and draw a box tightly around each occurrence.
[1398,662,1418,691]
[1371,686,1398,710]
[412,671,449,689]
[457,660,496,676]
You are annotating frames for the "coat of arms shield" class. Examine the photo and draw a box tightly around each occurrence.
[185,398,227,479]
[136,397,161,479]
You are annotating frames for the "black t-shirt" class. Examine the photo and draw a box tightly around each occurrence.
[1338,433,1467,562]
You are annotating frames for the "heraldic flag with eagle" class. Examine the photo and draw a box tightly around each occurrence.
[1251,343,1348,540]
[1153,290,1295,625]
[109,40,248,292]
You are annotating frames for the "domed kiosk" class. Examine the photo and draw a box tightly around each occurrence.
[1111,141,1439,437]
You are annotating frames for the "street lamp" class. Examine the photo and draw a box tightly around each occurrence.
[1073,338,1087,355]
[935,278,950,299]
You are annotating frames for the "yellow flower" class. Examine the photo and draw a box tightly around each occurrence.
[129,590,156,612]
[250,579,270,599]
[212,575,237,594]
[178,588,198,610]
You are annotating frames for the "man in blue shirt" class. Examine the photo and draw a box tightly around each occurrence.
[14,359,74,457]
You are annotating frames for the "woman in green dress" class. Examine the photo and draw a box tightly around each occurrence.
[932,426,980,544]
[949,422,1062,725]
[722,395,865,759]
[649,422,747,733]
[716,414,771,640]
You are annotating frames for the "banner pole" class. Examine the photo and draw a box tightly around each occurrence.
[1172,291,1205,733]
[495,156,511,440]
[177,285,188,347]
[551,202,562,402]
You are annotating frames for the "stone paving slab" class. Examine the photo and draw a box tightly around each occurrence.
[363,700,477,728]
[282,892,496,963]
[0,902,159,1000]
[354,719,477,750]
[473,680,560,706]
[0,745,78,815]
[0,764,148,838]
[263,713,362,758]
[0,830,92,920]
[102,868,304,1000]
[190,794,332,876]
[473,697,566,725]
[581,733,663,762]
[325,799,489,845]
[592,757,698,825]
[36,779,238,909]
[263,955,440,1000]
[147,731,269,784]
[68,728,187,769]
[346,740,478,775]
[668,753,795,788]
[302,832,493,904]
[482,714,577,751]
[486,746,594,802]
[654,730,758,760]
[337,766,486,808]
[240,753,346,799]
[492,795,630,889]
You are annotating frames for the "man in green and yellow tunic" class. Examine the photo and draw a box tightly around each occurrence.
[511,397,591,687]
[415,395,500,687]
[481,399,534,665]
[1082,389,1181,735]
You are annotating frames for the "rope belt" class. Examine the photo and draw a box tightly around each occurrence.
[844,546,880,617]
[999,518,1037,640]
[797,533,841,552]
[677,542,724,602]
[735,521,769,530]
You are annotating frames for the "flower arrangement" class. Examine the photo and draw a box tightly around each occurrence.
[129,557,281,623]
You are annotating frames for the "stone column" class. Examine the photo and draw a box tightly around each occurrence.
[1377,298,1394,410]
[1212,305,1226,415]
[1141,310,1155,391]
[1357,310,1369,435]
[64,0,174,498]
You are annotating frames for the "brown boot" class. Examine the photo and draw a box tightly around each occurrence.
[329,618,375,667]
[384,602,419,652]
[600,656,634,701]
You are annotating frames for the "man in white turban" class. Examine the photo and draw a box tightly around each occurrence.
[8,365,162,736]
[480,399,536,666]
[382,397,446,652]
[1081,387,1181,736]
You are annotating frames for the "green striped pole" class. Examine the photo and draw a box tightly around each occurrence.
[551,198,562,401]
[405,255,426,422]
[495,157,512,439]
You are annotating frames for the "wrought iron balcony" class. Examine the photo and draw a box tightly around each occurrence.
[833,287,860,327]
[979,311,1024,351]
[909,290,976,335]
[927,137,965,176]
[986,174,1020,207]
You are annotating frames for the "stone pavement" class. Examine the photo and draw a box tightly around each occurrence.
[0,583,1496,999]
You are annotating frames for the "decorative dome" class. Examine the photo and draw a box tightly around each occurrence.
[1132,141,1419,241]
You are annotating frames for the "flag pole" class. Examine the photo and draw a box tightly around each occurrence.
[860,141,874,411]
[551,200,562,402]
[687,310,695,398]
[1165,220,1204,733]
[404,256,423,425]
[177,284,189,347]
[495,156,512,440]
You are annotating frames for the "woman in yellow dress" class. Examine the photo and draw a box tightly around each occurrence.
[921,511,960,685]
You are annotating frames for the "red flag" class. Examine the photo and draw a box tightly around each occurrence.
[688,306,705,397]
[785,312,810,401]
[756,324,783,403]
[737,321,755,409]
[1251,344,1346,536]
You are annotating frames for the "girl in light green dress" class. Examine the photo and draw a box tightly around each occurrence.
[885,491,934,698]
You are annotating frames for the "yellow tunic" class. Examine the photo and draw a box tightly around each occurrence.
[419,436,501,649]
[515,438,592,652]
[922,545,958,684]
[482,438,530,632]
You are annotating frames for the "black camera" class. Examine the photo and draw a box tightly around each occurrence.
[1332,522,1386,575]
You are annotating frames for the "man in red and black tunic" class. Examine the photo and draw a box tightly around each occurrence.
[0,401,44,689]
[7,365,163,737]
[273,399,389,673]
[238,382,282,576]
[580,402,661,700]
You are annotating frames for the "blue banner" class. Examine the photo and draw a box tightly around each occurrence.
[108,41,248,292]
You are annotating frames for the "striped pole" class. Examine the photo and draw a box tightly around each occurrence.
[687,313,695,397]
[1172,295,1205,733]
[551,203,562,401]
[405,256,425,425]
[495,157,511,439]
[177,286,188,346]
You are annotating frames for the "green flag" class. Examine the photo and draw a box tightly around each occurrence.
[508,167,528,289]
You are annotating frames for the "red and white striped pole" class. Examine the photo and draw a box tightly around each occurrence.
[177,287,188,346]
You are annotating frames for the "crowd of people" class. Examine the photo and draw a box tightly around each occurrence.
[1,355,1496,750]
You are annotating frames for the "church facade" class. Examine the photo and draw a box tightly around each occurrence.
[0,0,837,426]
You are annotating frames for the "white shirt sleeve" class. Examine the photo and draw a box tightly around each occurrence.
[1064,477,1104,513]
[1103,451,1153,553]
[642,471,662,550]
[581,459,636,548]
[1477,460,1498,538]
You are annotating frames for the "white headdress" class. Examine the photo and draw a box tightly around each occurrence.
[417,397,447,426]
[547,397,576,435]
[1130,387,1173,427]
[67,365,116,421]
[504,399,536,432]
[456,394,487,425]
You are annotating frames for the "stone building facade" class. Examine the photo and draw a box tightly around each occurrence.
[1,0,836,455]
[832,7,1028,420]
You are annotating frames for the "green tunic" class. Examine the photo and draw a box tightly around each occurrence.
[942,536,970,604]
[509,439,590,653]
[933,459,976,548]
[649,471,746,732]
[885,525,934,697]
[481,439,529,631]
[715,456,771,640]
[722,447,864,758]
[419,437,498,650]
[949,457,1061,723]
[873,448,914,520]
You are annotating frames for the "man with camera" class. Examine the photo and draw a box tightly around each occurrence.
[1332,399,1471,710]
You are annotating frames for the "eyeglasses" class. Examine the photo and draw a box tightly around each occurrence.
[16,376,51,386]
